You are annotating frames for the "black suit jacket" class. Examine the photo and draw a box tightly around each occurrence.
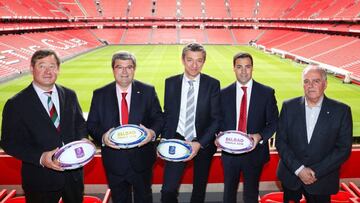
[275,96,352,194]
[162,73,220,149]
[87,80,163,175]
[220,80,279,166]
[1,83,87,192]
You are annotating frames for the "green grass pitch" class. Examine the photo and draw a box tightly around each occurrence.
[1,45,359,137]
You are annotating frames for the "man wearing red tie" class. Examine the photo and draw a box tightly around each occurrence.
[1,49,88,203]
[216,52,279,203]
[87,51,163,203]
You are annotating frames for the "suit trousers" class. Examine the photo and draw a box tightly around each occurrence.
[161,145,216,203]
[107,167,153,203]
[282,184,330,203]
[24,172,84,203]
[222,153,263,203]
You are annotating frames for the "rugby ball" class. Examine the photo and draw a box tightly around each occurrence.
[54,140,96,170]
[157,139,192,162]
[217,130,254,154]
[108,124,147,149]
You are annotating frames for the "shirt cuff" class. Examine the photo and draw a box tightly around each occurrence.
[295,165,305,176]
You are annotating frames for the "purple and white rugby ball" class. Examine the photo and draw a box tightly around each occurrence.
[157,139,192,162]
[54,140,96,170]
[108,124,147,149]
[217,130,254,154]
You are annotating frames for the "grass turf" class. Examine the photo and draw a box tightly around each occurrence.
[1,45,359,137]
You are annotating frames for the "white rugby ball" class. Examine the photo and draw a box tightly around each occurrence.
[108,124,147,149]
[217,130,254,154]
[157,139,192,162]
[54,140,96,170]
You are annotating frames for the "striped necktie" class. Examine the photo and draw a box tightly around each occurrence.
[184,80,195,141]
[45,91,60,132]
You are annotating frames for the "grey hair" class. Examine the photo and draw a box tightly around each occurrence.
[302,65,327,81]
[111,51,136,69]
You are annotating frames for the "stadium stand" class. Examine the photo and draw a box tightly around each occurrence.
[77,0,99,17]
[154,0,177,17]
[204,0,229,18]
[91,28,125,44]
[232,29,264,44]
[228,0,256,18]
[180,0,203,18]
[206,28,234,44]
[122,28,152,44]
[179,28,206,44]
[128,0,153,17]
[99,0,128,17]
[151,28,177,44]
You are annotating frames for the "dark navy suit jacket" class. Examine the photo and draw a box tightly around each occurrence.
[162,73,220,149]
[1,83,87,192]
[220,80,279,166]
[276,96,352,194]
[87,80,163,175]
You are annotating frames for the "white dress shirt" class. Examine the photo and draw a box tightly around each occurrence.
[116,83,132,125]
[176,74,200,138]
[33,83,60,119]
[236,79,253,130]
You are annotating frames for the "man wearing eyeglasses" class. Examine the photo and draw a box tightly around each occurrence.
[87,51,163,203]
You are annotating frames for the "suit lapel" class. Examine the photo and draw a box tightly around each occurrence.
[196,74,205,122]
[129,81,140,124]
[110,83,120,126]
[228,82,237,130]
[299,97,309,145]
[56,85,65,134]
[28,84,59,132]
[248,81,258,131]
[173,75,183,121]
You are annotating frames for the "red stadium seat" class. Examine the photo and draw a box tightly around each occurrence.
[260,192,305,203]
[349,182,360,197]
[0,189,7,201]
[0,189,16,203]
[1,196,25,203]
[331,191,352,202]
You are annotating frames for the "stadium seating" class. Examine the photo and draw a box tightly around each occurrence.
[155,0,176,17]
[228,0,256,18]
[204,0,229,18]
[151,28,177,44]
[180,0,203,18]
[206,29,233,44]
[91,28,125,44]
[99,0,128,17]
[0,189,110,203]
[128,0,153,17]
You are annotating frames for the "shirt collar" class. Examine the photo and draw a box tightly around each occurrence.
[116,82,132,94]
[183,73,200,84]
[236,79,253,90]
[32,82,57,95]
[305,96,324,108]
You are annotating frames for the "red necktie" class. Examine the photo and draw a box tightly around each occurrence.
[238,86,247,132]
[121,92,129,125]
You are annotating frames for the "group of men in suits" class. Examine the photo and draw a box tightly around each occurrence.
[1,44,353,203]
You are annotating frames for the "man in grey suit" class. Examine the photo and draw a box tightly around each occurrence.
[275,65,353,203]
